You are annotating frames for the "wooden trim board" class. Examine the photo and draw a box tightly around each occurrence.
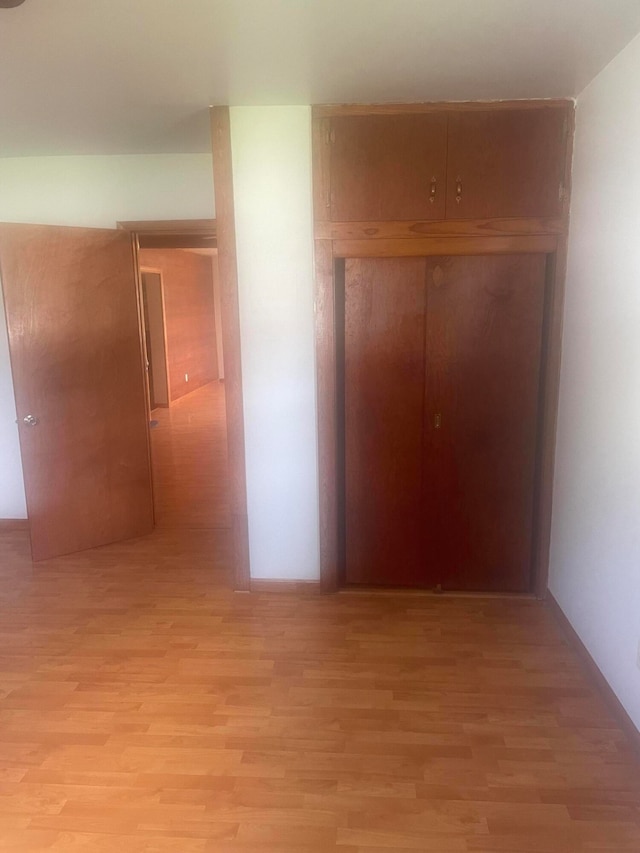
[333,235,557,258]
[137,234,216,250]
[314,99,572,118]
[0,519,29,531]
[250,579,322,595]
[315,217,564,241]
[547,592,640,757]
[118,220,217,251]
[210,107,251,591]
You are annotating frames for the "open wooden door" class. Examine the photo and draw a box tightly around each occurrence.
[0,224,154,561]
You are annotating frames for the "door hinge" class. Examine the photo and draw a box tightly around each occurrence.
[559,183,566,203]
[327,127,335,144]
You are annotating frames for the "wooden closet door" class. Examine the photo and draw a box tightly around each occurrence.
[344,258,433,587]
[446,108,567,219]
[424,254,546,591]
[330,114,448,221]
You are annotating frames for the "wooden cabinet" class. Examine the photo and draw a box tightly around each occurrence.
[446,108,568,219]
[329,114,448,221]
[312,99,573,594]
[325,105,569,222]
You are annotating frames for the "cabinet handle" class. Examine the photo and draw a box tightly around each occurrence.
[455,176,462,204]
[429,177,437,204]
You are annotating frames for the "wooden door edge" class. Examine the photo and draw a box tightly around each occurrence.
[138,267,172,409]
[129,235,157,531]
[315,239,339,593]
[210,106,251,591]
[531,240,568,598]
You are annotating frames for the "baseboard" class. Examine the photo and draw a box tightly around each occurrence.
[0,518,29,531]
[341,586,535,599]
[547,591,640,756]
[250,579,321,594]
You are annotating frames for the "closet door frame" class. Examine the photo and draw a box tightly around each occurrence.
[312,101,575,596]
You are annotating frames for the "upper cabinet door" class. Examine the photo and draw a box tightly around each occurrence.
[330,114,448,221]
[446,108,568,219]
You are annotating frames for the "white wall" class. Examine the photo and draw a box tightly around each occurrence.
[0,153,214,518]
[0,154,214,228]
[230,106,320,580]
[549,33,640,728]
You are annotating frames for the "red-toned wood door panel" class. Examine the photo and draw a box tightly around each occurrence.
[330,114,448,221]
[424,254,547,591]
[446,108,567,219]
[344,257,435,587]
[0,224,154,561]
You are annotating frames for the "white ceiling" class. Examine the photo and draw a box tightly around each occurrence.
[1,0,639,156]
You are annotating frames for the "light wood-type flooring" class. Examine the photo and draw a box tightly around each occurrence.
[1,525,639,851]
[150,381,231,530]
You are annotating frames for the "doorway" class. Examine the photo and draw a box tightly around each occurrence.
[137,246,230,531]
[122,179,252,591]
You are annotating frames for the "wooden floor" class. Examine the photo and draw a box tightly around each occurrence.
[150,381,231,530]
[1,527,639,851]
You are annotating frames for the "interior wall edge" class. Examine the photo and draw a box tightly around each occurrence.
[547,592,640,756]
[548,30,640,732]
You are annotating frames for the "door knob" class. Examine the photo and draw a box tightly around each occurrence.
[23,414,39,426]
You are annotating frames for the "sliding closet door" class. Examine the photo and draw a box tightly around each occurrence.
[424,254,547,591]
[344,258,433,587]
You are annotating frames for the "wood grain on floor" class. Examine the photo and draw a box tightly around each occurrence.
[150,381,231,530]
[0,527,638,851]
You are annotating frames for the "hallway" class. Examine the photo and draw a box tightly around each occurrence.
[0,525,639,851]
[150,381,230,530]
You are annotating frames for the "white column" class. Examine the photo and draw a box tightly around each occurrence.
[229,106,320,580]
